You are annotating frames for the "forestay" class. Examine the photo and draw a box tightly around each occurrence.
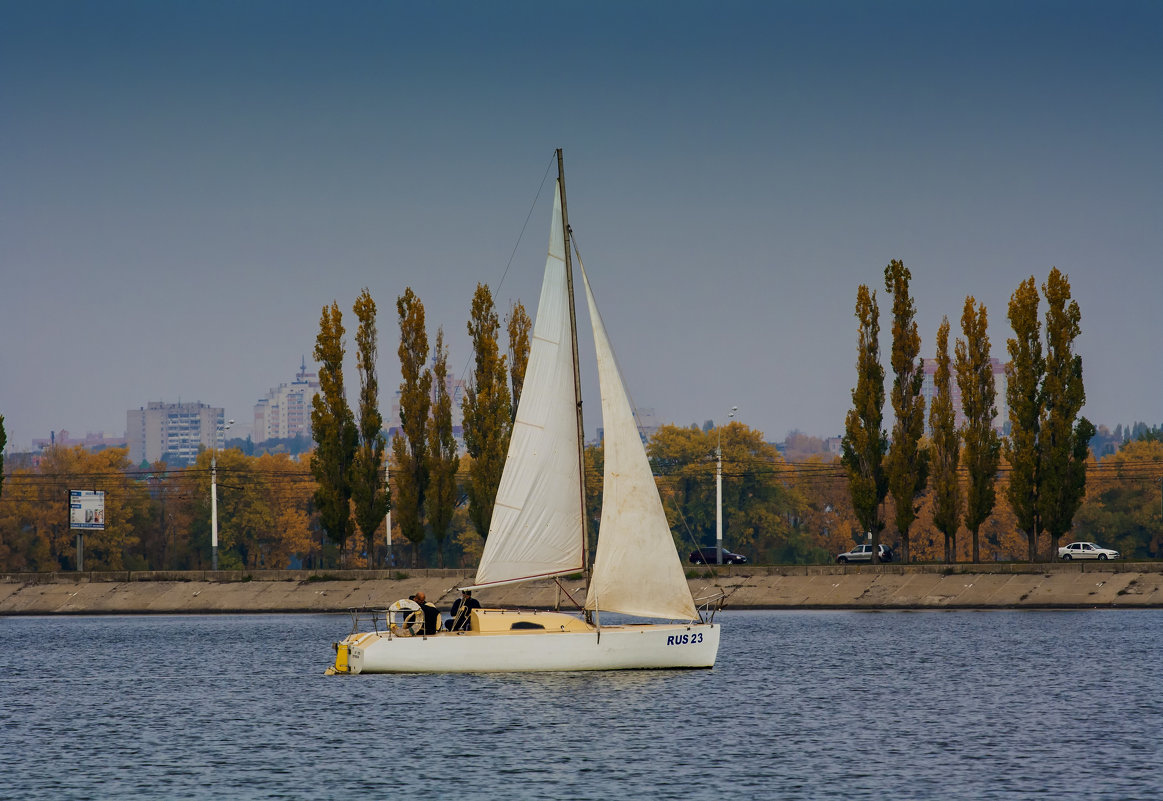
[469,182,585,589]
[581,263,700,621]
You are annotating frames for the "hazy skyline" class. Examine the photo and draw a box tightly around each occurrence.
[3,1,1160,451]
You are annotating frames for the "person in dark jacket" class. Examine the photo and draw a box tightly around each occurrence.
[449,590,481,631]
[413,591,440,635]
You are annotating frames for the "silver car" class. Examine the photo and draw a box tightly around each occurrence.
[1058,541,1120,560]
[836,544,894,564]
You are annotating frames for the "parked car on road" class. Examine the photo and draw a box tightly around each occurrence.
[689,547,748,565]
[1058,541,1120,560]
[836,544,894,564]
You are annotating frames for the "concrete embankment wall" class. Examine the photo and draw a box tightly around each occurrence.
[3,563,1162,615]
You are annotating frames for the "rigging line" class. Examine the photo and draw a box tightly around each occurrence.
[494,152,556,299]
[714,581,747,609]
[552,577,587,612]
[455,152,557,389]
[662,485,705,557]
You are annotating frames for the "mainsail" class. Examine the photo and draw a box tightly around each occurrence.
[471,165,699,621]
[469,181,585,588]
[581,263,700,621]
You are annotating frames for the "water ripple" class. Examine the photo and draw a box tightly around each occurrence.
[1,610,1160,800]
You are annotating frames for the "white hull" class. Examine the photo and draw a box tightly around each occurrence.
[339,622,721,674]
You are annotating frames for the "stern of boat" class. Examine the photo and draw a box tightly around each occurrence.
[332,639,350,674]
[327,633,372,675]
[327,607,402,675]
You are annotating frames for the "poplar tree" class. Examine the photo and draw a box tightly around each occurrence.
[1039,268,1095,557]
[1004,278,1044,561]
[0,415,6,498]
[392,287,431,565]
[350,289,390,565]
[929,318,961,563]
[884,260,927,563]
[956,296,1000,563]
[462,283,512,538]
[841,284,888,558]
[506,301,532,414]
[426,327,460,567]
[310,302,358,561]
[1005,271,1094,560]
[584,442,604,551]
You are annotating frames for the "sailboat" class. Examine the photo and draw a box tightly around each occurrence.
[329,150,721,673]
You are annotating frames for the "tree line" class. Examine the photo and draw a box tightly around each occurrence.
[307,283,533,567]
[2,269,1162,571]
[842,262,1100,562]
[0,417,1160,572]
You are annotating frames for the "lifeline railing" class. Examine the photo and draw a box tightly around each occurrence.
[694,590,727,622]
[345,607,393,636]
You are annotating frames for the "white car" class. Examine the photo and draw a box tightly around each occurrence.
[1058,541,1120,560]
[836,544,894,564]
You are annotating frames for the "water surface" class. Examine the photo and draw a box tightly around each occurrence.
[1,610,1158,800]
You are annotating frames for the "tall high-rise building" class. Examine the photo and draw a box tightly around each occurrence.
[253,358,321,444]
[127,401,225,466]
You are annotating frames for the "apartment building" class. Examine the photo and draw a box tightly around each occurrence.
[127,401,225,466]
[253,359,321,444]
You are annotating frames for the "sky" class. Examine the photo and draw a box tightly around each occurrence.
[2,0,1161,451]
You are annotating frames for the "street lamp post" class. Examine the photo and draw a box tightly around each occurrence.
[716,406,738,565]
[385,457,392,568]
[211,418,234,571]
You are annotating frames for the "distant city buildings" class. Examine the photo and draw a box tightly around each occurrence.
[777,431,843,461]
[127,401,225,466]
[919,357,1008,433]
[29,353,1015,464]
[31,430,127,453]
[253,358,321,445]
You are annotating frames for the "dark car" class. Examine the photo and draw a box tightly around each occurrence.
[689,547,748,565]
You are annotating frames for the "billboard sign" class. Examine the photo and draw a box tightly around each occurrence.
[69,490,106,530]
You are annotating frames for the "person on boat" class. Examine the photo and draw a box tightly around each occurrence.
[449,590,481,631]
[413,592,440,635]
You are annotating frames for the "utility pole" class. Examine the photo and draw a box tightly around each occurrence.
[385,457,392,568]
[716,406,737,565]
[211,417,234,571]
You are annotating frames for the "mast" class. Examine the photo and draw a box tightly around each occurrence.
[557,148,590,590]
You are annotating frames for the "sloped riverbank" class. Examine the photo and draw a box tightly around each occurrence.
[3,562,1161,614]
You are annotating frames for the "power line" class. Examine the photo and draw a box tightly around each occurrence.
[4,453,1161,497]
